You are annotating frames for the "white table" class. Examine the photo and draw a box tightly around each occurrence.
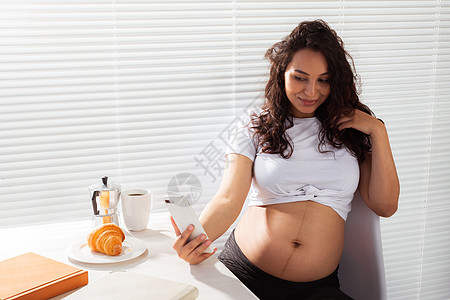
[0,212,257,300]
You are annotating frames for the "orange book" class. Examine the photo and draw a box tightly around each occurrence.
[0,252,88,300]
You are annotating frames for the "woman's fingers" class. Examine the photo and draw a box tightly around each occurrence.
[189,244,217,264]
[179,233,207,258]
[170,217,217,264]
[172,225,215,264]
[337,109,379,135]
[338,118,353,131]
[172,224,194,253]
[336,111,354,129]
[186,236,217,264]
[170,216,181,236]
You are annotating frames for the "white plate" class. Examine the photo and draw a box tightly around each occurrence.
[67,236,147,264]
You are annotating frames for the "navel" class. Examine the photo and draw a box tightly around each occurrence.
[292,241,302,249]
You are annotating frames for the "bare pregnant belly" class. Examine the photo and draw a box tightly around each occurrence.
[234,201,345,282]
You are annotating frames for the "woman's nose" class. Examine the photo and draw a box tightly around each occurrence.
[304,81,317,98]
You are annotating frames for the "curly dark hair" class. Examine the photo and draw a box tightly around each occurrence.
[252,19,373,163]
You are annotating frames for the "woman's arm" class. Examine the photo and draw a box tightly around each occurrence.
[200,153,253,241]
[339,110,400,217]
[172,153,253,264]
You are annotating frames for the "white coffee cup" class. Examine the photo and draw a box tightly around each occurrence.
[121,188,152,231]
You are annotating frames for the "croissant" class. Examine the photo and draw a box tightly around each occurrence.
[87,223,125,256]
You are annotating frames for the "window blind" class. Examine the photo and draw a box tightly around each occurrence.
[0,1,234,226]
[337,3,441,299]
[1,1,449,299]
[420,1,450,298]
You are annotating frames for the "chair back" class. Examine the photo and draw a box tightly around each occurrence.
[339,190,387,300]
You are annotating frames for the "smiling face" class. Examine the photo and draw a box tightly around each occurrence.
[284,48,331,118]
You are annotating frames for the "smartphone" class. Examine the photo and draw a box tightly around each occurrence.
[164,194,214,253]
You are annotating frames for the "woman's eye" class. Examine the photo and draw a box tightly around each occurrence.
[319,78,329,83]
[294,76,306,81]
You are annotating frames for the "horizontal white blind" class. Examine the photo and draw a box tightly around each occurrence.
[1,1,449,299]
[338,2,438,299]
[0,2,123,225]
[420,1,450,299]
[109,0,235,218]
[0,1,234,226]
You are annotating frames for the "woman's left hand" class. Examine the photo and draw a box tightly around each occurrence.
[337,109,383,136]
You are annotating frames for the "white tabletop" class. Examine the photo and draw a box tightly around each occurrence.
[1,212,257,300]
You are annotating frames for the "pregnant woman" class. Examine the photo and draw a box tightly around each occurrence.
[171,19,399,299]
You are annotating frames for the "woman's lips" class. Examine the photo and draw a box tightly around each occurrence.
[299,98,317,106]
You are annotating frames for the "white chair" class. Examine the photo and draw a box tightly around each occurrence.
[339,190,387,300]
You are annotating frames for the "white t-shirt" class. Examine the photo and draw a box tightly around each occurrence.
[225,115,360,221]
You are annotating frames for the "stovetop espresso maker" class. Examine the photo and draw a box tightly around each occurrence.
[89,176,121,227]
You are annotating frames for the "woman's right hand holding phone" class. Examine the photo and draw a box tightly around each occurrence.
[171,216,217,264]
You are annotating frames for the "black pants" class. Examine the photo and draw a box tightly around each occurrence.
[218,230,353,300]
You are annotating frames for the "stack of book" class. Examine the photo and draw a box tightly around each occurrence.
[0,252,88,300]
